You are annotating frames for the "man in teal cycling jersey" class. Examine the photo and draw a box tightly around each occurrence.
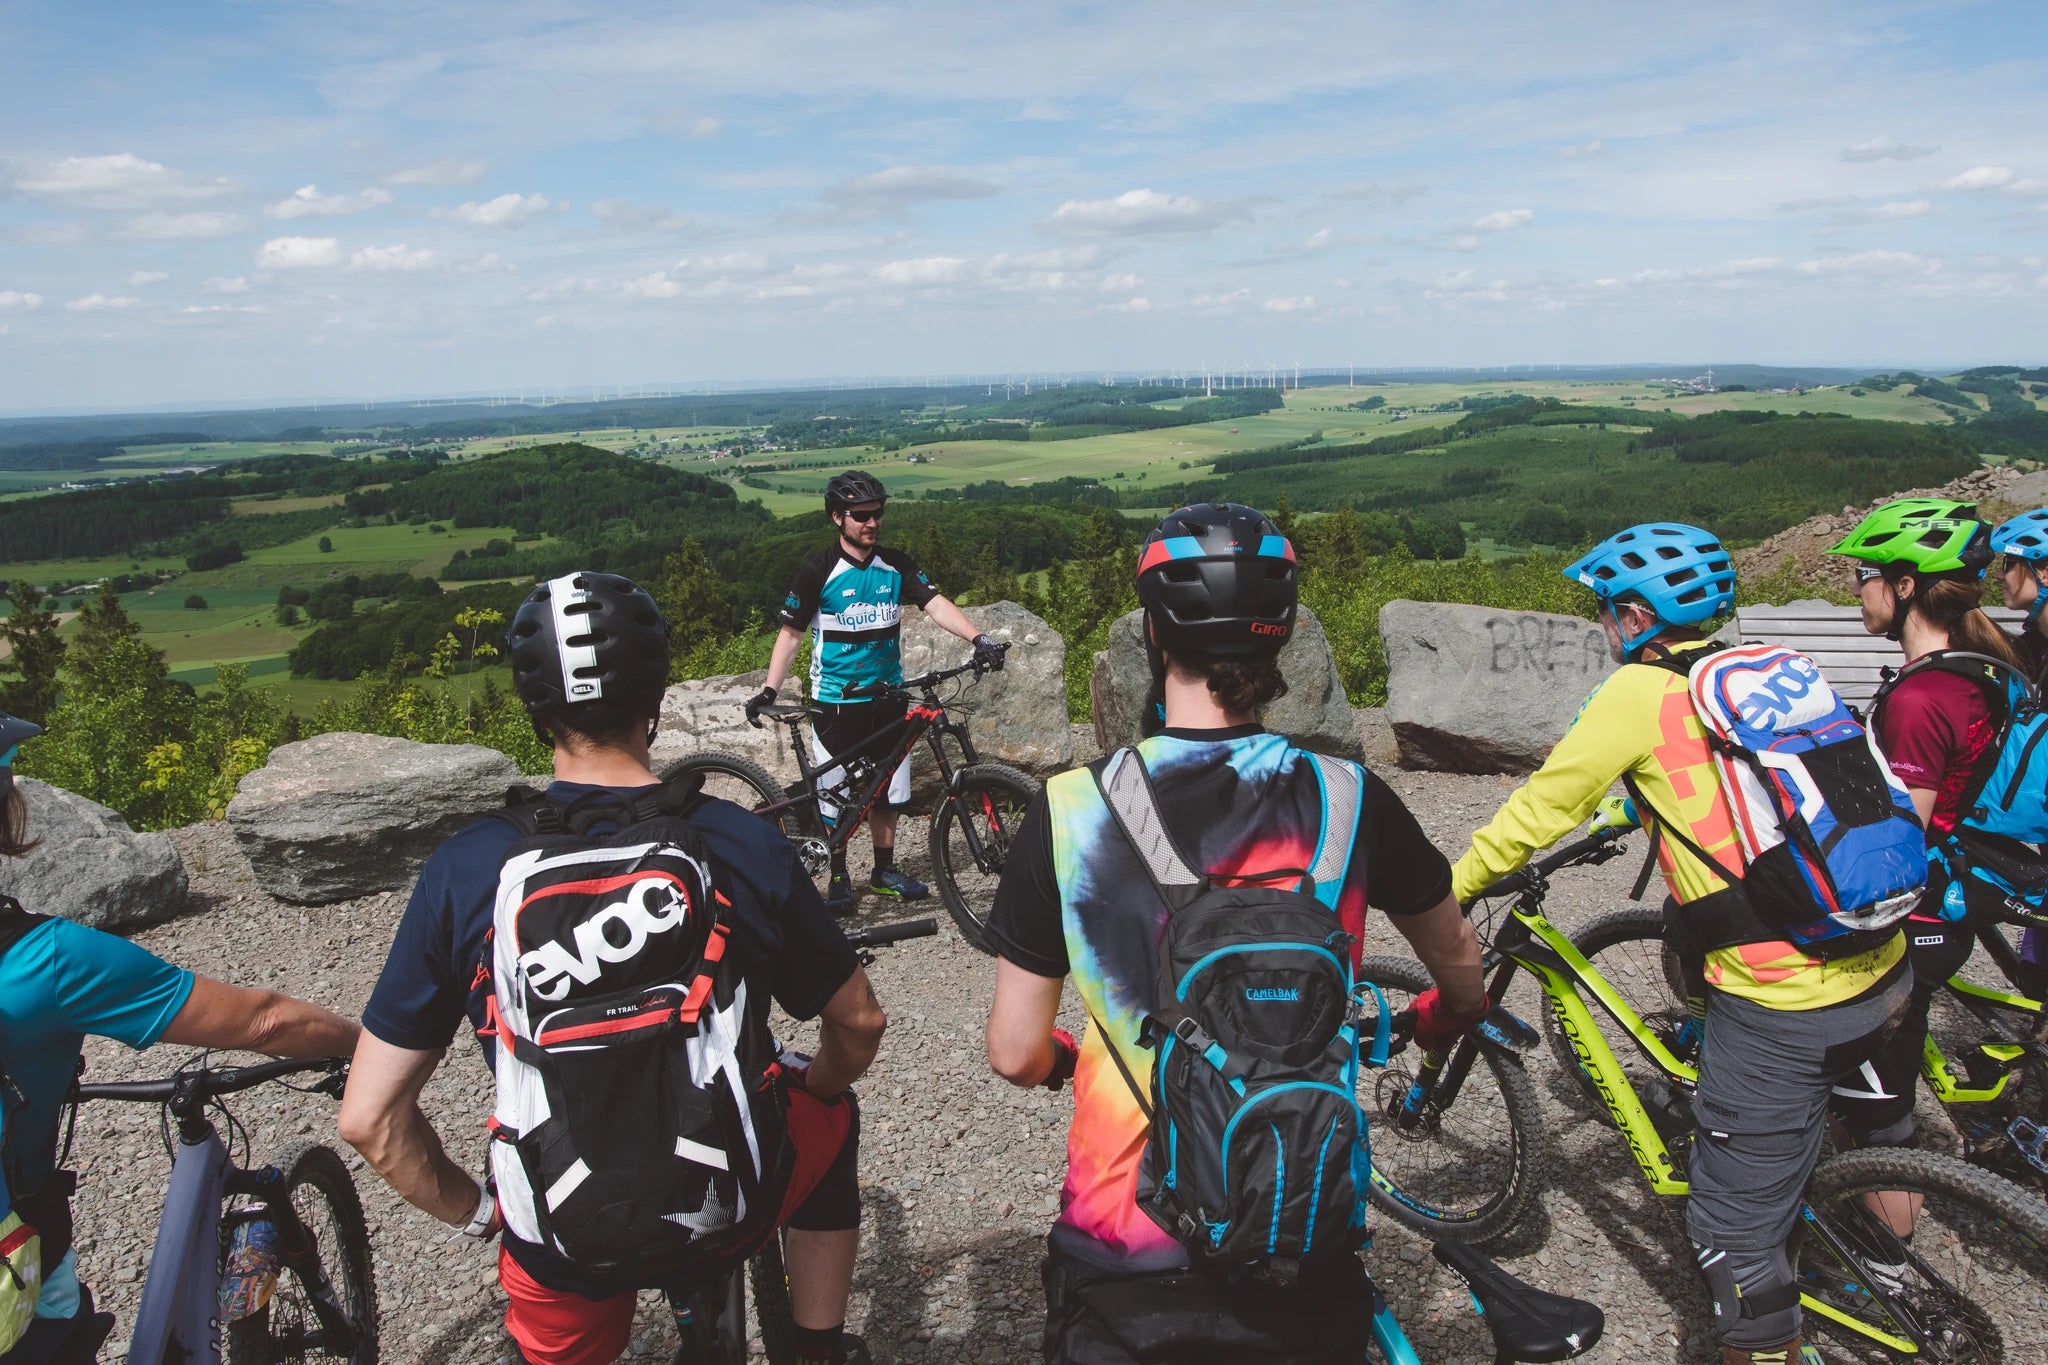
[749,469,1004,914]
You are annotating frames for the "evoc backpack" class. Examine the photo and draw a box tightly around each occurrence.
[1090,746,1383,1283]
[1630,644,1925,957]
[480,776,788,1281]
[1874,651,2048,928]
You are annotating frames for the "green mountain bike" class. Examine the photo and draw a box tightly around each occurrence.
[1360,824,2048,1362]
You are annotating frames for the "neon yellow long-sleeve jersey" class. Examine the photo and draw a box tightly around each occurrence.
[1451,641,1903,1009]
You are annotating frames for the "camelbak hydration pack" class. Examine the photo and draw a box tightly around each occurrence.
[1632,643,1924,957]
[1875,651,2048,928]
[0,899,47,1354]
[479,777,789,1282]
[1089,747,1383,1283]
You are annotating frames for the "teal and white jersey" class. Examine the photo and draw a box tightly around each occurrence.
[779,544,939,702]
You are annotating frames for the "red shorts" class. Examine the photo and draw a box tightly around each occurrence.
[499,1089,855,1365]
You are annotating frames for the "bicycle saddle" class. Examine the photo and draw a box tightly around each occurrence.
[1433,1241,1603,1363]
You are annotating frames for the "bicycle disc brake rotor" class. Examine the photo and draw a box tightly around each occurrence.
[795,836,831,877]
[1372,1071,1443,1138]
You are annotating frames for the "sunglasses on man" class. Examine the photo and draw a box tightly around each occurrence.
[840,506,884,524]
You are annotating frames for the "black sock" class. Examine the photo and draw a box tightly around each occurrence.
[871,846,895,877]
[829,857,849,883]
[793,1323,843,1363]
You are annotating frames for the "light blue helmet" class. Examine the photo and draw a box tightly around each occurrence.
[1991,508,2048,625]
[1563,522,1734,656]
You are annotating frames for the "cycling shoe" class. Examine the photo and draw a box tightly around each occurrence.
[869,866,929,900]
[838,1334,875,1365]
[825,872,858,916]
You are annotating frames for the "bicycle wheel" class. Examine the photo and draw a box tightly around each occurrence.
[1543,906,1693,1115]
[930,762,1038,953]
[225,1144,378,1365]
[1799,1146,2048,1363]
[663,750,831,880]
[1356,956,1546,1245]
[750,1237,798,1365]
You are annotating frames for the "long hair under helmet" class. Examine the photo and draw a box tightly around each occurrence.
[1829,501,1996,643]
[1563,523,1735,659]
[507,571,671,743]
[1135,503,1298,659]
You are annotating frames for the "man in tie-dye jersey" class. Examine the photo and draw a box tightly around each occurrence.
[983,503,1489,1364]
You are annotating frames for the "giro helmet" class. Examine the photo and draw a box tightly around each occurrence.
[1991,509,2048,565]
[1829,502,1994,578]
[1135,503,1297,659]
[825,469,887,515]
[1563,523,1734,655]
[507,572,671,725]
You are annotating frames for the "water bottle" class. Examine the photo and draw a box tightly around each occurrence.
[219,1207,281,1324]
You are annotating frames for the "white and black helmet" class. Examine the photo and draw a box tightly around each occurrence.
[507,572,671,725]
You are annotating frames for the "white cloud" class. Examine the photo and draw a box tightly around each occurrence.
[1303,228,1332,250]
[180,304,261,315]
[2004,178,2048,197]
[1105,296,1152,313]
[349,243,437,271]
[1046,188,1245,236]
[257,235,343,269]
[1472,208,1534,232]
[114,211,243,240]
[822,165,1002,210]
[386,159,487,187]
[1940,166,2014,191]
[689,251,770,275]
[1100,272,1142,292]
[266,184,395,219]
[0,292,44,312]
[1618,257,1783,287]
[1837,198,1935,224]
[16,153,231,209]
[441,193,552,227]
[1187,288,1252,312]
[873,256,967,285]
[621,270,682,299]
[684,116,722,138]
[590,199,701,232]
[1557,139,1604,158]
[202,276,250,293]
[1262,295,1315,312]
[13,222,87,245]
[65,293,141,311]
[127,270,169,286]
[1842,137,1938,163]
[1799,249,1941,276]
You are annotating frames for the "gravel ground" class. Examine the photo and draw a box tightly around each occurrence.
[65,765,2047,1363]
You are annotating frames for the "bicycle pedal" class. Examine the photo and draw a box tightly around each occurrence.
[2007,1116,2048,1175]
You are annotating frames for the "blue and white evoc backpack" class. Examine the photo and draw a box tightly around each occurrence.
[1874,650,2048,928]
[1089,746,1390,1284]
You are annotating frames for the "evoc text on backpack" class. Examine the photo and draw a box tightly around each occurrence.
[1875,650,2048,929]
[1091,747,1383,1283]
[1631,643,1925,957]
[480,776,788,1281]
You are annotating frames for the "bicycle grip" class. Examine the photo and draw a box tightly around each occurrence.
[846,918,939,948]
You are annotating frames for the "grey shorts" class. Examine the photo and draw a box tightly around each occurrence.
[1685,966,1909,1251]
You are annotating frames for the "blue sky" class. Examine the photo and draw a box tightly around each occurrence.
[2,0,2045,411]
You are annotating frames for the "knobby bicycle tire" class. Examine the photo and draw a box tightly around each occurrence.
[1542,907,1692,1118]
[1356,956,1546,1246]
[661,750,824,842]
[930,763,1038,954]
[225,1143,379,1365]
[750,1238,797,1365]
[1799,1146,2048,1363]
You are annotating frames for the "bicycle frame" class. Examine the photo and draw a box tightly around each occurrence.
[1919,922,2046,1107]
[784,692,979,842]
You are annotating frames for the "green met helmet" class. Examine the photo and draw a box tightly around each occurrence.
[1828,500,1994,577]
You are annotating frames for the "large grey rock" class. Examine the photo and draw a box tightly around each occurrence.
[1381,600,1613,772]
[653,668,796,785]
[0,779,188,931]
[899,601,1071,779]
[226,732,522,904]
[1089,605,1364,760]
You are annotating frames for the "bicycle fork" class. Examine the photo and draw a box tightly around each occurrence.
[230,1165,360,1355]
[1392,962,1535,1132]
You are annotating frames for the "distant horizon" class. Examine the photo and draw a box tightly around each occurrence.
[0,359,2031,423]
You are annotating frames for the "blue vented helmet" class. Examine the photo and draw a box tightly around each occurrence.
[1992,508,2048,626]
[1563,522,1735,656]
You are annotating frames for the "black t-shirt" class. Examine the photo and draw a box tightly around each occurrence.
[362,781,858,1297]
[986,726,1452,978]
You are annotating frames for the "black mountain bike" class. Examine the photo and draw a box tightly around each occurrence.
[663,653,1037,952]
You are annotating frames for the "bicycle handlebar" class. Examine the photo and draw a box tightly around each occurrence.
[844,648,1007,701]
[76,1055,349,1105]
[1466,826,1630,906]
[844,918,939,949]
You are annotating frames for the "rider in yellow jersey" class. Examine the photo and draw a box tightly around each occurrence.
[1455,523,1908,1365]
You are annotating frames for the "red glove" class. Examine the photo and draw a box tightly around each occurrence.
[1409,989,1490,1051]
[1043,1029,1080,1091]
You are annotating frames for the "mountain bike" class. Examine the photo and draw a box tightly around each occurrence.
[72,1054,376,1365]
[1360,825,2048,1362]
[663,650,1036,952]
[671,917,936,1365]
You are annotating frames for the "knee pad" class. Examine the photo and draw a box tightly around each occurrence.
[1851,1113,1918,1149]
[1695,1240,1800,1352]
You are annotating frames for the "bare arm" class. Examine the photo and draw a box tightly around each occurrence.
[1906,786,1936,828]
[763,624,805,696]
[159,975,359,1058]
[804,965,887,1099]
[1387,894,1488,1015]
[921,595,984,645]
[336,1033,485,1227]
[987,957,1065,1086]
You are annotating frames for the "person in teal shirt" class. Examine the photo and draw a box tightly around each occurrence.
[0,714,359,1364]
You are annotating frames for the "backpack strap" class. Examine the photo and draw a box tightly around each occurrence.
[1084,1006,1152,1120]
[0,896,45,959]
[1303,753,1363,911]
[1093,747,1205,912]
[1873,649,2029,809]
